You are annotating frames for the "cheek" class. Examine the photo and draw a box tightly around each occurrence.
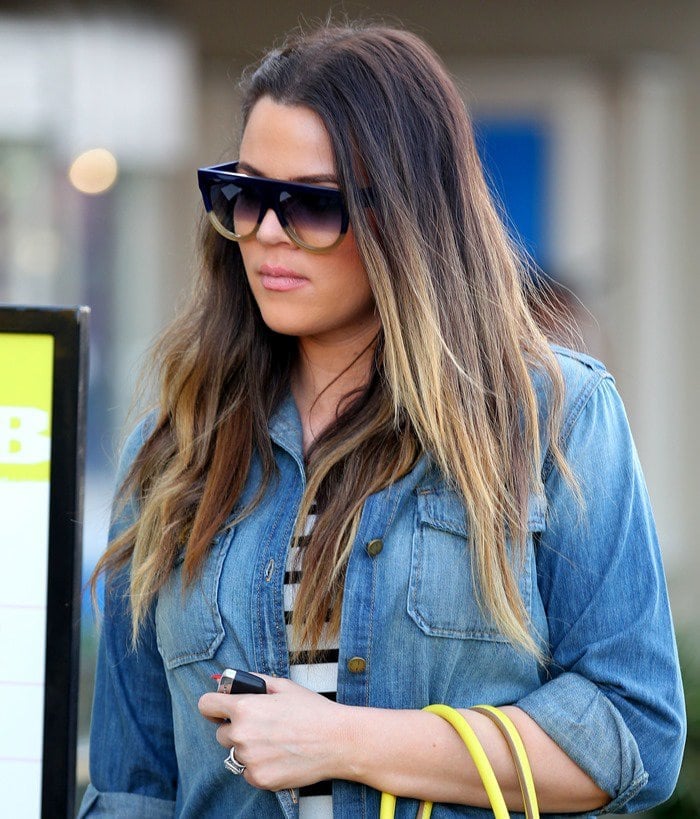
[351,270,375,308]
[337,233,373,295]
[238,246,266,298]
[238,244,255,277]
[333,265,377,327]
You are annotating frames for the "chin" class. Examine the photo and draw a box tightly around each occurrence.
[256,309,316,338]
[263,324,309,338]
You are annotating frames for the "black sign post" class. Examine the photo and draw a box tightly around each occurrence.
[0,306,89,818]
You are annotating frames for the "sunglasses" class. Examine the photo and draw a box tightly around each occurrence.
[197,161,350,253]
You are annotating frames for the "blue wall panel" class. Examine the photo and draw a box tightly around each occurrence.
[474,118,550,271]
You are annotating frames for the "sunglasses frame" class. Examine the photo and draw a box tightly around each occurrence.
[197,161,350,253]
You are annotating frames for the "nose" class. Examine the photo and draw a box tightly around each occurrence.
[255,205,294,247]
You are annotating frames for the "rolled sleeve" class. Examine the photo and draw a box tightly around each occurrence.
[519,371,685,812]
[517,671,647,810]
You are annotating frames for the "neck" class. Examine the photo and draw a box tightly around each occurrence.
[291,324,379,454]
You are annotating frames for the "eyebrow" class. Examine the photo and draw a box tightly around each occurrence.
[236,160,339,186]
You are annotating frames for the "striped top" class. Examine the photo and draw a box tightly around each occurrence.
[285,505,337,818]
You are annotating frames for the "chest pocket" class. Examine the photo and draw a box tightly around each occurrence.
[408,487,546,641]
[155,529,232,669]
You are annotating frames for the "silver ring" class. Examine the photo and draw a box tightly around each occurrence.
[224,746,246,775]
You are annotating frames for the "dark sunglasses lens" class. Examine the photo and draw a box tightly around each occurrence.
[280,189,344,249]
[209,181,260,238]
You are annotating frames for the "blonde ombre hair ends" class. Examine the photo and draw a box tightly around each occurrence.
[94,24,575,659]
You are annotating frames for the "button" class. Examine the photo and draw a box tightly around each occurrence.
[347,656,367,673]
[366,538,383,557]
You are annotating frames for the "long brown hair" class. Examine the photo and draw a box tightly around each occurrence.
[94,23,575,657]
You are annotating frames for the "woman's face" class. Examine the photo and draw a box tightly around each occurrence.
[237,97,377,345]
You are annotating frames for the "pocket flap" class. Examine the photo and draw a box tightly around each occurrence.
[416,486,547,536]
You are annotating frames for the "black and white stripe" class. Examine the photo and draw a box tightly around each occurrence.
[285,505,337,816]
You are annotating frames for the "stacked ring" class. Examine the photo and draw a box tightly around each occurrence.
[224,747,246,775]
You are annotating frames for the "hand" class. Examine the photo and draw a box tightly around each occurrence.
[198,674,348,791]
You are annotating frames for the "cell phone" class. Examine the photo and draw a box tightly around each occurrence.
[216,668,267,695]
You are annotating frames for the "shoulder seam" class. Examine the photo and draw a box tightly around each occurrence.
[542,369,611,482]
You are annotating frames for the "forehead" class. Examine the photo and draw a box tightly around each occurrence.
[239,97,336,180]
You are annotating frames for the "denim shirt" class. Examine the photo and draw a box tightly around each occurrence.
[78,348,685,818]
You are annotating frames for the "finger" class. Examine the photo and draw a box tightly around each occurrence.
[215,721,234,749]
[198,692,237,722]
[253,673,293,694]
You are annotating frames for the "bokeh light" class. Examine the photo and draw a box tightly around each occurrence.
[68,148,118,195]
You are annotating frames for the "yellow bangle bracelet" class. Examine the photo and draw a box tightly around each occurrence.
[379,704,509,819]
[471,705,539,819]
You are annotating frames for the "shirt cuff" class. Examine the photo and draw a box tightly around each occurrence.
[77,783,176,818]
[516,671,648,812]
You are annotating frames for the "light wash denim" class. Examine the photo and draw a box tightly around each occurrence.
[78,347,685,818]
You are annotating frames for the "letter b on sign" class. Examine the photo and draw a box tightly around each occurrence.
[0,407,50,464]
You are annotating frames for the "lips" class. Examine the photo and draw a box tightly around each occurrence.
[259,263,309,292]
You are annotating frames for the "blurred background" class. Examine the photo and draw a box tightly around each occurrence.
[0,0,697,814]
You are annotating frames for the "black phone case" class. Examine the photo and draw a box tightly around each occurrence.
[217,668,267,694]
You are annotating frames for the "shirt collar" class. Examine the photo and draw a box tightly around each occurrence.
[268,391,305,467]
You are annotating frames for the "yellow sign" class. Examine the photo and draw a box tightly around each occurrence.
[0,334,54,481]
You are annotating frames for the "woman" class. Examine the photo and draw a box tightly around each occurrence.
[79,23,685,818]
